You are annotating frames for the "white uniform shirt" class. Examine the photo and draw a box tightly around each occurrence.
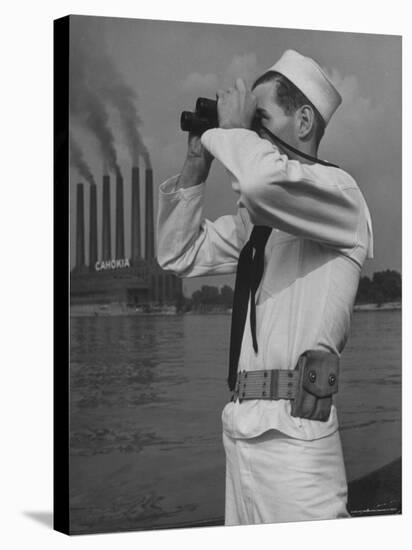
[157,128,373,441]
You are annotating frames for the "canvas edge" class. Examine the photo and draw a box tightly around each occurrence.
[53,14,71,536]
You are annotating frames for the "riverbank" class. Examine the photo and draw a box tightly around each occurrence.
[70,303,179,317]
[354,301,401,312]
[71,302,401,317]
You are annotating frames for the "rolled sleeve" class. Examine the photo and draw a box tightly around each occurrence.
[157,174,249,277]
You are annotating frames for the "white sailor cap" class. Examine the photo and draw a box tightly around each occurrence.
[267,49,342,125]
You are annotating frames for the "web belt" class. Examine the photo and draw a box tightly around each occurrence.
[231,369,299,403]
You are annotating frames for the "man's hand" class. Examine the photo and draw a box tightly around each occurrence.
[217,78,257,130]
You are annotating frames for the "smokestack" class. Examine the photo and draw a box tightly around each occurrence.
[163,273,167,303]
[102,175,111,261]
[158,275,162,305]
[89,184,97,269]
[75,183,85,269]
[131,166,141,261]
[176,276,183,297]
[145,168,155,260]
[150,274,156,302]
[173,276,183,300]
[115,174,125,258]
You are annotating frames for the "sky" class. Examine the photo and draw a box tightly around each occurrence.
[69,15,402,298]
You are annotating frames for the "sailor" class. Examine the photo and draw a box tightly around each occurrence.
[156,49,373,524]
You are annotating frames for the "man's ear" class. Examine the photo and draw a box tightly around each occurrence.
[297,105,315,140]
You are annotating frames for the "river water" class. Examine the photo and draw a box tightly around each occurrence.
[69,310,401,534]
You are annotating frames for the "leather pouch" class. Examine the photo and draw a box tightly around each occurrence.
[290,350,339,422]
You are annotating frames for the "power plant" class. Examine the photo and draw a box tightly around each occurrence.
[70,165,183,314]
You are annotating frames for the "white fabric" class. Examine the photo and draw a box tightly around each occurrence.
[267,49,342,124]
[223,428,349,525]
[156,127,373,441]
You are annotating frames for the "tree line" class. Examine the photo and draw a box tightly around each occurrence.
[176,269,401,312]
[355,270,401,305]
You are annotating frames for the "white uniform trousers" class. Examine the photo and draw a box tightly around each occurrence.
[223,428,349,525]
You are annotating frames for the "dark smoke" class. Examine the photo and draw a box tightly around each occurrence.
[70,19,151,171]
[69,135,96,185]
[103,82,152,169]
[83,92,122,178]
[70,36,122,178]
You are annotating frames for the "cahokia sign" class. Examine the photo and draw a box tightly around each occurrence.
[95,258,131,271]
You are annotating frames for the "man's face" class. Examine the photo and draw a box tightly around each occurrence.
[252,81,297,146]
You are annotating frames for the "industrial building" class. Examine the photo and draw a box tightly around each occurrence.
[70,165,183,312]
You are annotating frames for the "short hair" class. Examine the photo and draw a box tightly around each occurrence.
[252,71,325,146]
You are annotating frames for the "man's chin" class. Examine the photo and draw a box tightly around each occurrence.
[257,129,290,156]
[257,129,276,145]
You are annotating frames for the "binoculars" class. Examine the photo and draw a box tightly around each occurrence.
[180,96,339,169]
[180,98,218,134]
